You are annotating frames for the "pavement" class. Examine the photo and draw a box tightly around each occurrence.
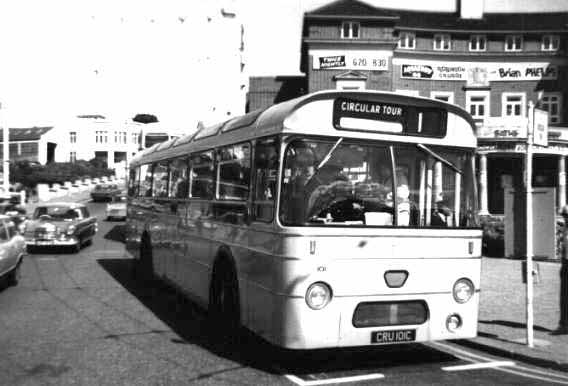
[457,256,568,373]
[22,190,568,372]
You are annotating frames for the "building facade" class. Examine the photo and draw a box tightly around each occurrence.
[0,116,188,178]
[249,0,568,216]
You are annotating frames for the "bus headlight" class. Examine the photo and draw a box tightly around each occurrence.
[453,278,474,303]
[305,282,332,310]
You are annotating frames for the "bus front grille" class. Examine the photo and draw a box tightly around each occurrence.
[352,300,428,328]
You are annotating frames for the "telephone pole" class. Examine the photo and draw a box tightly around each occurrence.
[1,103,9,195]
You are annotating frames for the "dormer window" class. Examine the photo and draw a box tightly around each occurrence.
[341,21,360,39]
[433,34,451,51]
[469,35,486,51]
[541,35,559,51]
[505,34,523,52]
[398,32,415,49]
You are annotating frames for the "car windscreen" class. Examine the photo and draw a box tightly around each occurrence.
[33,206,79,220]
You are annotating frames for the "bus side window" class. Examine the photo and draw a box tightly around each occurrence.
[128,167,139,197]
[253,137,279,222]
[152,162,169,198]
[190,151,215,199]
[169,157,189,199]
[139,164,153,197]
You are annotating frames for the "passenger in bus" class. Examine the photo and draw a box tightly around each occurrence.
[432,197,452,227]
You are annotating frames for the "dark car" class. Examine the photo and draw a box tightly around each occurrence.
[22,202,98,253]
[0,203,27,229]
[90,183,121,202]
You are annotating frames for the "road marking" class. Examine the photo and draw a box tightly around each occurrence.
[442,361,515,371]
[285,373,385,386]
[36,257,57,261]
[431,341,568,384]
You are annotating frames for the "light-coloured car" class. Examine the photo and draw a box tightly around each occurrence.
[0,215,26,287]
[23,203,98,253]
[106,194,127,221]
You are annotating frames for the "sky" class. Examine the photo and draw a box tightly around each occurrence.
[0,0,566,127]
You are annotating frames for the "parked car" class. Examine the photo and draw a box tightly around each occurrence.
[0,215,26,288]
[106,194,127,221]
[0,203,27,229]
[91,183,121,202]
[23,203,98,253]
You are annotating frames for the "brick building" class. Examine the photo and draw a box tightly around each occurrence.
[248,0,568,217]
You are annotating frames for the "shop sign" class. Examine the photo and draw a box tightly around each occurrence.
[532,108,549,147]
[311,50,391,71]
[394,59,558,81]
[477,117,528,139]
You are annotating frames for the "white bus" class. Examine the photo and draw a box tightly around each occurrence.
[126,90,482,350]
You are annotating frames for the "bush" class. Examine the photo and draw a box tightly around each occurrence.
[10,160,114,188]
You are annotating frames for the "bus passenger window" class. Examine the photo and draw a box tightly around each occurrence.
[139,164,153,197]
[190,151,215,199]
[128,167,139,197]
[152,162,169,198]
[169,158,189,198]
[218,143,250,200]
[253,137,279,222]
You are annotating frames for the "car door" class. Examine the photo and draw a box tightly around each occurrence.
[0,220,13,276]
[81,207,96,238]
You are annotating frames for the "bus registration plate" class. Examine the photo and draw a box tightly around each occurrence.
[371,329,416,344]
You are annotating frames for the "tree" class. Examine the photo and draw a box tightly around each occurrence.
[133,114,158,124]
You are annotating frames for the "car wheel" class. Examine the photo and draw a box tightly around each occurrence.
[7,259,22,286]
[208,258,241,347]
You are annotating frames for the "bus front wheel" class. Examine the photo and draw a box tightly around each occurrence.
[208,259,241,346]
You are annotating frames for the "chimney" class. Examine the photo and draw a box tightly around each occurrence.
[459,0,484,19]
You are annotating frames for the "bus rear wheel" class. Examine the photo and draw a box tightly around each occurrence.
[208,260,241,347]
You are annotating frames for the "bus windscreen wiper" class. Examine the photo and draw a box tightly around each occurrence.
[417,144,462,174]
[317,137,343,170]
[304,137,344,187]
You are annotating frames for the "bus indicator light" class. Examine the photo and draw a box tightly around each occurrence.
[446,314,462,332]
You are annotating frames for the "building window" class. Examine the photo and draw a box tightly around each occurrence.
[132,132,139,144]
[122,132,127,144]
[469,35,486,51]
[538,92,562,124]
[70,131,77,143]
[430,91,454,104]
[502,93,526,117]
[398,32,415,49]
[541,35,559,51]
[466,91,490,121]
[341,21,359,39]
[95,130,108,144]
[433,34,451,51]
[505,34,523,51]
[70,151,76,163]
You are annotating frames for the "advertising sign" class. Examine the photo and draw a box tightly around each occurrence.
[312,50,391,71]
[394,59,558,82]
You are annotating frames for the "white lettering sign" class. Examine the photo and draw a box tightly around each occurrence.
[311,50,391,71]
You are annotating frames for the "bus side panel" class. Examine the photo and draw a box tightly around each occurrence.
[173,201,216,307]
[239,224,283,341]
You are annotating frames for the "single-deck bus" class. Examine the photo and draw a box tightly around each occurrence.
[126,90,482,349]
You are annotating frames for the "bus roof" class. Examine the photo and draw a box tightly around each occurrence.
[130,90,477,166]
